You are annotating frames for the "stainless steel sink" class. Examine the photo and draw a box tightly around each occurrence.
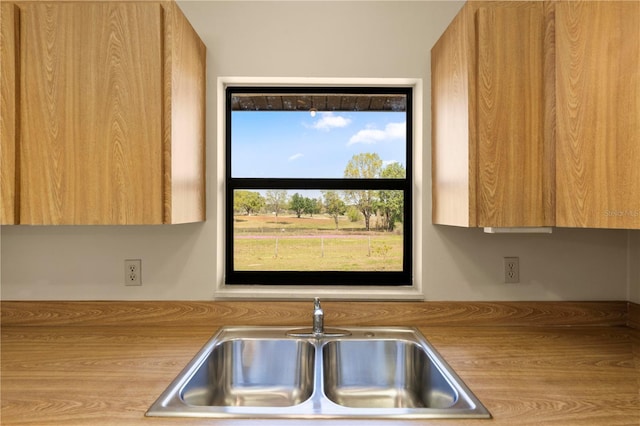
[146,326,490,419]
[181,338,314,407]
[323,339,457,409]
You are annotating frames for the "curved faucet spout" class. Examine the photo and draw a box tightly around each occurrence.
[313,297,324,335]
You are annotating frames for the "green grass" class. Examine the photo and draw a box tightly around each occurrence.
[233,214,403,271]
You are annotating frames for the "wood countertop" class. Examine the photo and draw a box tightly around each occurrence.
[2,301,639,425]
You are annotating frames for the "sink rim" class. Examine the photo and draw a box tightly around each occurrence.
[146,325,491,419]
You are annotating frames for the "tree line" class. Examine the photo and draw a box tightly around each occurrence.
[233,153,405,232]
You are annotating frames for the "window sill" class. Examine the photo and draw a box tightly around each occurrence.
[213,284,425,301]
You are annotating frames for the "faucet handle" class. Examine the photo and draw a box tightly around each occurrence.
[314,297,321,309]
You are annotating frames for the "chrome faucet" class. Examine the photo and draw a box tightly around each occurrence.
[313,297,324,335]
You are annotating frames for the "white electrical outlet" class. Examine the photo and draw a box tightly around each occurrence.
[124,259,142,286]
[504,257,519,284]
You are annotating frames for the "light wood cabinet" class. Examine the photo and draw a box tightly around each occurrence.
[433,1,640,230]
[555,1,640,229]
[0,1,205,225]
[431,2,554,228]
[1,3,18,224]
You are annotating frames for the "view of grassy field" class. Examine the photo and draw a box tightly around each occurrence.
[233,215,403,271]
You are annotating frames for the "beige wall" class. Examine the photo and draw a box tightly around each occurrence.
[0,1,633,301]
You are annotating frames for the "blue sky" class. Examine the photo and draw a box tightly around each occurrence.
[231,110,406,178]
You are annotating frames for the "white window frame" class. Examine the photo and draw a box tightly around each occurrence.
[214,77,423,300]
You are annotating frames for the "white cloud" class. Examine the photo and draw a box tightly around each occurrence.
[310,112,352,131]
[288,153,304,161]
[348,122,406,145]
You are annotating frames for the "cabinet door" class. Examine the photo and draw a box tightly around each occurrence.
[475,4,551,227]
[19,2,164,224]
[556,1,640,229]
[1,3,17,224]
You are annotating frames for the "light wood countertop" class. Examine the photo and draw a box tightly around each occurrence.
[2,301,639,425]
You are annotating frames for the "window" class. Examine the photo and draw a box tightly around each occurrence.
[225,85,413,287]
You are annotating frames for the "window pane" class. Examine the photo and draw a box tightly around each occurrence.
[231,95,407,179]
[232,189,404,272]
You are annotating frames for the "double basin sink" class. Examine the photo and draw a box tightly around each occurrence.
[146,326,490,419]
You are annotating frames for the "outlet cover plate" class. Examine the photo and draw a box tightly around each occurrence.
[125,259,142,286]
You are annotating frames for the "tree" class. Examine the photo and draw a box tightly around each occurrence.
[307,198,323,217]
[346,206,361,222]
[233,190,264,215]
[303,197,320,217]
[343,152,383,231]
[289,193,306,218]
[265,190,288,219]
[323,191,346,229]
[378,162,405,231]
[290,194,322,218]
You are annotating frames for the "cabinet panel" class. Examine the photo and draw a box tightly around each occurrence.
[1,3,18,224]
[556,1,640,229]
[164,2,206,224]
[431,2,552,228]
[19,2,164,224]
[431,8,474,227]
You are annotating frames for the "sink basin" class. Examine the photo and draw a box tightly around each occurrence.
[146,326,490,419]
[323,339,457,409]
[182,338,314,407]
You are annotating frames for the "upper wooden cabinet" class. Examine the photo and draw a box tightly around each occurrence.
[433,1,639,230]
[0,1,205,225]
[555,1,640,229]
[431,1,554,228]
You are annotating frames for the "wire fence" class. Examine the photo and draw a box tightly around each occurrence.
[234,234,403,271]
